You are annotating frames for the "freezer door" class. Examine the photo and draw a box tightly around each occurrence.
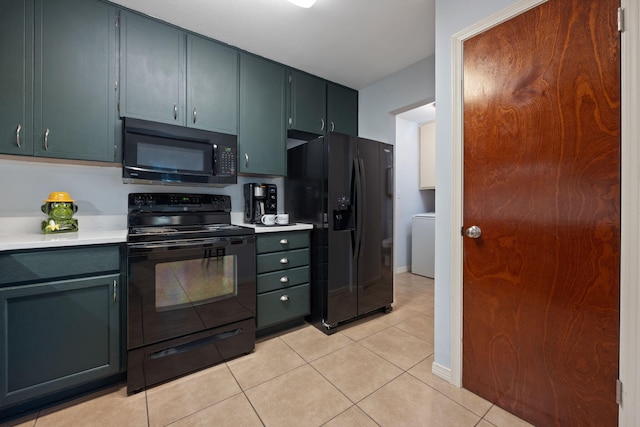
[356,139,394,315]
[325,133,358,325]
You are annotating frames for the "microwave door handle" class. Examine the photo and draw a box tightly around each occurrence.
[213,144,218,176]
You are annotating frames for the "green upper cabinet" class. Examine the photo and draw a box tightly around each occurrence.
[120,12,238,134]
[287,69,326,138]
[33,0,118,161]
[0,0,33,156]
[0,0,118,162]
[239,53,287,176]
[187,34,238,135]
[120,11,186,126]
[327,82,358,136]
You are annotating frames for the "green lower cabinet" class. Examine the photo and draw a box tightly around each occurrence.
[256,231,310,331]
[0,244,124,414]
[257,284,310,330]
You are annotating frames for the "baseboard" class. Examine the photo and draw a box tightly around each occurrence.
[396,265,409,274]
[431,361,453,383]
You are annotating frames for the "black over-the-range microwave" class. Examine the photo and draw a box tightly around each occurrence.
[122,118,237,186]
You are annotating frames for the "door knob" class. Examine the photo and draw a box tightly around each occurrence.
[465,225,482,239]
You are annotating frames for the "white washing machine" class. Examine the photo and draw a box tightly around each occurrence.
[411,213,435,278]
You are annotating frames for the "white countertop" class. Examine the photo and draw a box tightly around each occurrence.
[230,212,313,233]
[0,215,127,251]
[0,214,313,251]
[236,222,313,233]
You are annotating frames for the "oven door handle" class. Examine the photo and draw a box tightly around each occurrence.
[128,238,234,250]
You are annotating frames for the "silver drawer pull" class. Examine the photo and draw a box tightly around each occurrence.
[279,239,289,245]
[280,295,289,302]
[280,276,289,283]
[280,258,289,265]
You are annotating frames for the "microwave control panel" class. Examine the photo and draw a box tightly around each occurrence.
[216,145,237,176]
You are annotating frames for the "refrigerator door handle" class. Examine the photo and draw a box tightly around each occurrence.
[353,157,363,261]
[358,157,367,250]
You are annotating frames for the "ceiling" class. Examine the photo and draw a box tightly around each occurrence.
[110,0,435,90]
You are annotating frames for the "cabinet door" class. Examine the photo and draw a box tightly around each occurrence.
[33,0,117,161]
[239,53,286,175]
[419,121,436,189]
[0,274,122,409]
[0,0,33,156]
[288,70,326,136]
[120,11,185,125]
[187,34,238,135]
[327,82,358,136]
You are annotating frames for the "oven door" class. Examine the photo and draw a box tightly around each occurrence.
[127,235,256,350]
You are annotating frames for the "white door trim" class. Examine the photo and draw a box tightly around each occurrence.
[618,1,639,424]
[450,1,638,425]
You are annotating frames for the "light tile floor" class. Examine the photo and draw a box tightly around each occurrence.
[2,273,533,427]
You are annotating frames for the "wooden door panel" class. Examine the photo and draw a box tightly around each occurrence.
[462,1,620,426]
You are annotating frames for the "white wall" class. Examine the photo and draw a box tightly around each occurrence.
[0,157,282,218]
[359,56,435,144]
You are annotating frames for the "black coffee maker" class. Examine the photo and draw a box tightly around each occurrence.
[244,183,277,223]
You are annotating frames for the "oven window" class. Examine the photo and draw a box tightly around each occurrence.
[155,254,237,311]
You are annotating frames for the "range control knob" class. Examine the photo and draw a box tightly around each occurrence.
[133,196,145,207]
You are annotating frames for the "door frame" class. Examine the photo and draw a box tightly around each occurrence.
[448,0,639,424]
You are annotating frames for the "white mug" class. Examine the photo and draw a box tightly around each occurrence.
[261,214,276,226]
[276,213,289,225]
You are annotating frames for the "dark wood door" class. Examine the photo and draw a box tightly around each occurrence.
[462,1,620,426]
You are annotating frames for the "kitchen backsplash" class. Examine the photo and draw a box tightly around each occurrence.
[0,157,283,219]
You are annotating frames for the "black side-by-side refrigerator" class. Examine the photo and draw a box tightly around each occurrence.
[285,132,394,334]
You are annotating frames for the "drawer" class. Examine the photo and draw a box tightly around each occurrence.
[257,283,310,329]
[256,231,309,254]
[257,266,310,293]
[257,249,309,274]
[0,245,121,287]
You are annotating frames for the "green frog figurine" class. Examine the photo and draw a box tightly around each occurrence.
[41,192,79,234]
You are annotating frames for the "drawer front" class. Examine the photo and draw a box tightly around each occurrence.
[257,249,309,274]
[257,266,310,294]
[0,245,121,287]
[256,231,309,254]
[257,283,310,329]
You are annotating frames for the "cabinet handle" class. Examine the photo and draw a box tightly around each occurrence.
[331,121,335,132]
[44,128,50,150]
[16,124,22,148]
[280,276,289,283]
[245,153,249,168]
[279,239,289,245]
[279,258,289,265]
[320,118,325,131]
[193,107,197,124]
[280,295,289,302]
[113,280,117,303]
[173,104,178,120]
